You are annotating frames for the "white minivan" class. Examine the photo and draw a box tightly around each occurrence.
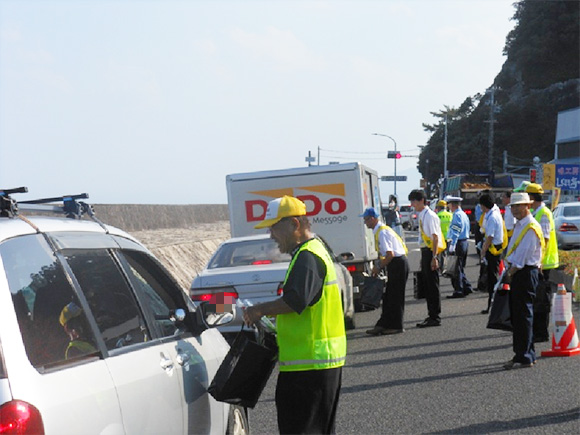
[0,189,247,434]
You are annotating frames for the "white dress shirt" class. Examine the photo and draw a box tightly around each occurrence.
[506,213,543,269]
[484,204,504,245]
[374,222,406,257]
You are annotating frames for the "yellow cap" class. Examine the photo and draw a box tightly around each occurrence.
[437,200,447,207]
[59,302,82,326]
[254,196,307,229]
[525,183,544,194]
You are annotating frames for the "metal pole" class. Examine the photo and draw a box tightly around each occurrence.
[444,114,448,178]
[372,133,397,197]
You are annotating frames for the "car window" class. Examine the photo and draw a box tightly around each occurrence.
[118,249,182,338]
[563,205,580,217]
[208,238,291,268]
[400,206,412,212]
[63,249,150,351]
[1,235,99,370]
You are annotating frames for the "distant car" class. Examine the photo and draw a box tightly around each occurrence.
[399,205,418,231]
[552,201,580,250]
[190,234,355,341]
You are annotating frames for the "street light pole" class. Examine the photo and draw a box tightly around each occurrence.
[372,133,398,197]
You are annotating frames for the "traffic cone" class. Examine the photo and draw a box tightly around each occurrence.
[541,284,580,357]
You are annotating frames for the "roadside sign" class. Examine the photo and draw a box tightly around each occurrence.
[381,176,407,182]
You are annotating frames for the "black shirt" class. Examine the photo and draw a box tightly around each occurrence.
[281,239,327,314]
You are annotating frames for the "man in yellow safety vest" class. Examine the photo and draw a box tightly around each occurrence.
[244,195,346,434]
[525,182,559,343]
[502,192,544,370]
[361,207,409,336]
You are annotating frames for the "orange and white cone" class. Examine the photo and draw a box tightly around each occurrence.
[542,284,580,357]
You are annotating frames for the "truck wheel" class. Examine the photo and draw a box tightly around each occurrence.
[227,405,249,435]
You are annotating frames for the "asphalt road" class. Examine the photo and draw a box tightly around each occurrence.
[247,234,580,434]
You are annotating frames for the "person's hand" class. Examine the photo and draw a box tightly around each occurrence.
[431,256,439,271]
[448,245,456,254]
[243,306,261,327]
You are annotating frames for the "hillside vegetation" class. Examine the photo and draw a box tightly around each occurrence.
[418,0,579,185]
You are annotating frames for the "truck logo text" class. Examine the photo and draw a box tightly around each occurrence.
[245,184,347,222]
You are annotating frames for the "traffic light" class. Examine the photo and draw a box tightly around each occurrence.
[387,151,401,159]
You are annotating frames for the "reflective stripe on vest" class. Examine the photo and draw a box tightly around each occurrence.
[419,220,447,254]
[506,220,545,258]
[277,238,347,372]
[489,220,508,256]
[534,206,559,270]
[375,224,408,257]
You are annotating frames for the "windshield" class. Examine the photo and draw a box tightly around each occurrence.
[208,238,291,269]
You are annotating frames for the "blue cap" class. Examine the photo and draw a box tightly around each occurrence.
[360,207,380,218]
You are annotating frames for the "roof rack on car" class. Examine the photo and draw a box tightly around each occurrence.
[0,187,28,217]
[0,187,109,232]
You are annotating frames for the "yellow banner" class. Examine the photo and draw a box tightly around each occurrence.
[543,164,556,190]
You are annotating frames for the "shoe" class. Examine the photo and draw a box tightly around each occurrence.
[446,293,465,299]
[366,326,404,336]
[503,359,534,370]
[481,309,489,314]
[464,289,473,296]
[416,318,441,328]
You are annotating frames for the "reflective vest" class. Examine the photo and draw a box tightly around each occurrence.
[375,224,408,257]
[533,206,559,270]
[65,340,96,359]
[506,219,545,258]
[419,219,447,254]
[276,238,347,372]
[437,210,452,239]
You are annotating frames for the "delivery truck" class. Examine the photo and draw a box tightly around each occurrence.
[226,162,382,310]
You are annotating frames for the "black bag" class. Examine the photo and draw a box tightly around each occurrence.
[441,254,458,279]
[487,288,512,331]
[413,271,425,299]
[360,276,385,310]
[477,262,488,292]
[208,325,278,408]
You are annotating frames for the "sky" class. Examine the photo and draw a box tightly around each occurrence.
[0,0,517,205]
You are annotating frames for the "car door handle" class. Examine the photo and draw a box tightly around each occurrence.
[176,352,190,366]
[160,354,174,372]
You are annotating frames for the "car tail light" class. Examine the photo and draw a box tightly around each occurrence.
[346,265,357,273]
[559,223,578,232]
[277,284,284,296]
[0,400,44,435]
[252,260,272,265]
[411,213,417,219]
[464,209,472,215]
[190,287,239,302]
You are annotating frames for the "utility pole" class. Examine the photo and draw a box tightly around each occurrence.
[485,86,499,173]
[444,113,448,178]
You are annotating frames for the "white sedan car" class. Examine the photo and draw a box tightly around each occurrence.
[553,201,580,250]
[190,234,355,341]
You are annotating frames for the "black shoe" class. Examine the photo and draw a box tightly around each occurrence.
[481,309,489,314]
[464,289,473,296]
[366,326,405,336]
[446,293,465,299]
[416,318,441,328]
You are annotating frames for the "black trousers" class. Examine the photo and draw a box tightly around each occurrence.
[509,266,539,364]
[276,367,342,434]
[376,256,409,330]
[421,248,441,321]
